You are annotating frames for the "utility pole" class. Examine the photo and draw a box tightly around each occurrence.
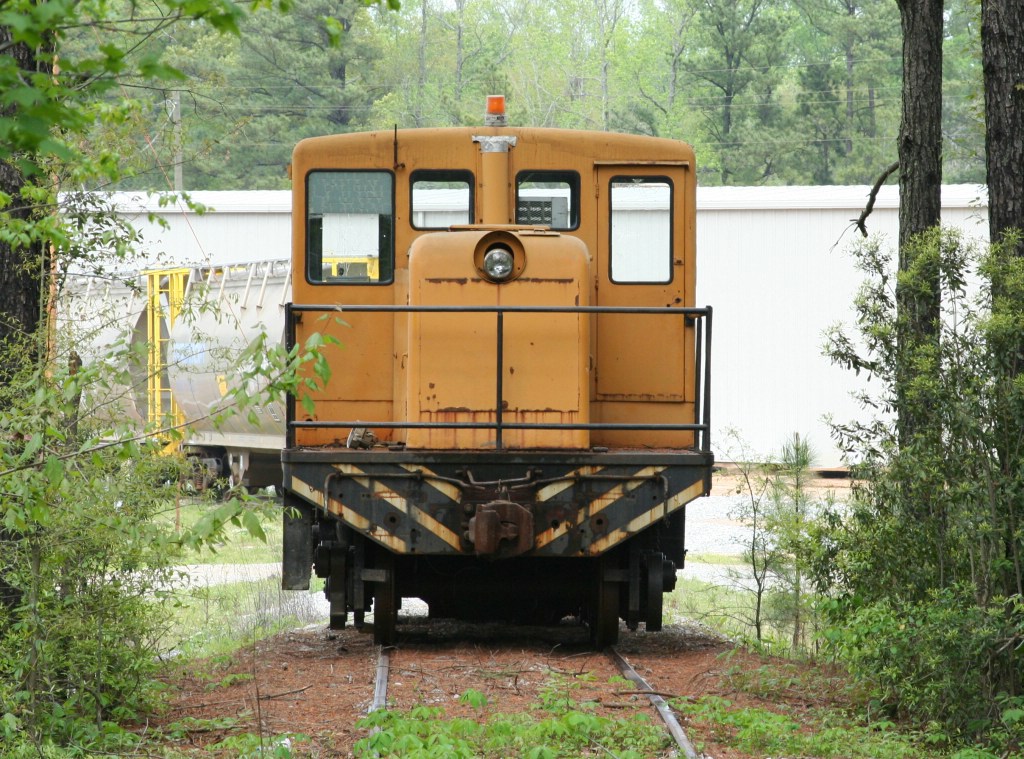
[172,90,183,191]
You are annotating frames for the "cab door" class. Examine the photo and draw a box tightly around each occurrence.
[592,162,697,448]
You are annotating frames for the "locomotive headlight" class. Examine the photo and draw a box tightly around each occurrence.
[482,246,514,281]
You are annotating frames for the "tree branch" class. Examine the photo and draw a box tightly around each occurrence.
[854,160,899,237]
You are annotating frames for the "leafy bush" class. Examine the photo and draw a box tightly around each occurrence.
[0,288,333,754]
[821,228,1024,752]
[0,357,184,752]
[831,588,1024,746]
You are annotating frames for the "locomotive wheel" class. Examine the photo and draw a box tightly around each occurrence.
[327,561,348,626]
[644,552,664,632]
[326,569,347,630]
[326,548,349,630]
[372,553,397,646]
[329,604,347,630]
[591,557,620,648]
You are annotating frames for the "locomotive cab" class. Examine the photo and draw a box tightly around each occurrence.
[281,112,713,646]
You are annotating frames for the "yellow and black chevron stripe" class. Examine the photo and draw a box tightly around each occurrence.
[283,451,710,558]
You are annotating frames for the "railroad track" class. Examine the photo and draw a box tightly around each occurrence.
[366,635,705,758]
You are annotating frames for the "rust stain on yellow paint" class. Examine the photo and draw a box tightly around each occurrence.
[535,513,580,551]
[291,475,326,509]
[663,480,705,515]
[588,466,667,516]
[366,530,407,553]
[369,480,407,513]
[330,498,370,532]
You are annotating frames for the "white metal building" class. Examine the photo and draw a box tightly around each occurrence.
[103,185,991,467]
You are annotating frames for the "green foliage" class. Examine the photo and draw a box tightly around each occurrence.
[2,0,356,755]
[163,714,244,741]
[0,358,183,752]
[208,730,310,757]
[1,0,311,170]
[676,693,930,757]
[0,260,334,755]
[206,671,254,690]
[828,588,1024,747]
[458,687,488,708]
[166,574,325,660]
[821,228,1024,752]
[353,676,669,758]
[43,0,983,191]
[719,654,855,705]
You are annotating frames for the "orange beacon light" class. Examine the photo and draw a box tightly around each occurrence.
[484,95,507,126]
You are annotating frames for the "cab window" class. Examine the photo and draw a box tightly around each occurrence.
[516,171,579,230]
[306,170,394,284]
[411,170,473,229]
[609,176,672,283]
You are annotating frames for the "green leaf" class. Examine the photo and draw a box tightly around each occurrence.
[322,15,346,46]
[458,689,488,708]
[42,455,65,485]
[1,711,20,738]
[1001,708,1024,726]
[23,432,43,459]
[241,509,268,542]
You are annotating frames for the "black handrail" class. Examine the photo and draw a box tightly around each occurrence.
[285,303,712,454]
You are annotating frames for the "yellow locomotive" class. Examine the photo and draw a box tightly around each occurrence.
[281,99,713,646]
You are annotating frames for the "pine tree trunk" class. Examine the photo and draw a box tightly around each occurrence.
[0,26,47,364]
[981,0,1024,618]
[0,162,44,364]
[981,0,1024,257]
[894,0,943,445]
[0,25,49,615]
[896,0,943,249]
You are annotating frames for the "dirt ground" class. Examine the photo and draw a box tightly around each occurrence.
[155,619,842,758]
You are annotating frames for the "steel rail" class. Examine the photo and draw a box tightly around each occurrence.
[606,647,704,759]
[370,646,390,713]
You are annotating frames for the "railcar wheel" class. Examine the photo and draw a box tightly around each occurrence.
[329,597,347,630]
[644,552,664,632]
[372,553,397,646]
[591,558,620,648]
[327,569,348,626]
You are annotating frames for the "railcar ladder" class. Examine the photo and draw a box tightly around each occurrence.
[145,268,189,432]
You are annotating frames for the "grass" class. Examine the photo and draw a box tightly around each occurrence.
[675,693,934,758]
[151,491,326,659]
[675,684,1003,759]
[685,551,748,566]
[162,572,326,659]
[354,658,993,759]
[665,557,794,644]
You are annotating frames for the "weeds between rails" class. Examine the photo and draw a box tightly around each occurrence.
[360,620,704,758]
